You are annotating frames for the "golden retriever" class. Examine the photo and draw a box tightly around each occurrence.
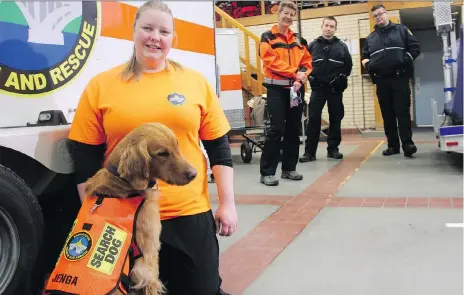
[45,122,197,295]
[89,122,197,295]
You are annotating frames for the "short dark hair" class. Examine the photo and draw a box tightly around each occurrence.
[322,16,337,28]
[371,4,386,12]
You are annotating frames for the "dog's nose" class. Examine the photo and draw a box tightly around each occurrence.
[185,169,197,181]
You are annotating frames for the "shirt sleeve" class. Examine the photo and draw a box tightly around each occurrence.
[404,26,421,60]
[361,38,370,60]
[67,140,106,184]
[299,46,313,78]
[343,43,353,76]
[68,77,106,145]
[202,135,233,168]
[199,76,231,141]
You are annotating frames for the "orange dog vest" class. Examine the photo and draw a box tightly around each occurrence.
[44,194,145,295]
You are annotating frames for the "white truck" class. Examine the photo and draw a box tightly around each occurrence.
[431,1,463,154]
[0,1,244,294]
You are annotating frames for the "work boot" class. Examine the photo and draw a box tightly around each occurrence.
[281,170,303,180]
[382,147,400,156]
[403,144,417,158]
[327,150,343,159]
[260,175,279,186]
[299,153,316,162]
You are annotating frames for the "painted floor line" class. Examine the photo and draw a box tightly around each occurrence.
[339,141,384,188]
[445,223,464,228]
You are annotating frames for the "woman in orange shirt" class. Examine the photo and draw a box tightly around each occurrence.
[259,1,312,186]
[67,1,236,294]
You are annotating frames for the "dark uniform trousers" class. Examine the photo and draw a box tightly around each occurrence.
[375,75,414,150]
[260,85,304,176]
[305,88,345,155]
[159,210,227,295]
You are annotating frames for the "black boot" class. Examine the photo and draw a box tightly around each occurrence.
[299,153,316,162]
[382,147,400,156]
[403,144,417,158]
[327,150,343,159]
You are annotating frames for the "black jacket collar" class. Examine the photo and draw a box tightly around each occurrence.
[316,35,339,44]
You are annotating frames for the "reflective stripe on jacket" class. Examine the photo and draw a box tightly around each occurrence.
[361,21,420,78]
[259,24,312,82]
[44,194,145,295]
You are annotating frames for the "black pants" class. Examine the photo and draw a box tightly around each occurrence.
[304,88,344,155]
[159,210,223,295]
[260,85,304,176]
[376,76,414,150]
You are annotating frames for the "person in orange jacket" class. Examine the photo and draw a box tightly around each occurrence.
[258,1,312,186]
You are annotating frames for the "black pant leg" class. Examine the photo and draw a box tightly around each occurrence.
[326,91,345,152]
[376,79,400,149]
[159,211,222,295]
[304,90,327,155]
[260,86,288,176]
[281,87,304,171]
[392,76,414,148]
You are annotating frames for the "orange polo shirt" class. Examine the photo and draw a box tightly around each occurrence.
[68,62,231,220]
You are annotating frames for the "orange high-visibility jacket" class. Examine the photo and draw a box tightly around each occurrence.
[259,24,313,82]
[44,194,145,295]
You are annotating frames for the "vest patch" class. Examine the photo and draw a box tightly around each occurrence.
[167,92,186,106]
[51,273,79,286]
[87,222,128,275]
[65,231,92,261]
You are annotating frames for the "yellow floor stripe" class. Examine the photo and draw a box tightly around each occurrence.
[338,140,385,188]
[361,140,385,165]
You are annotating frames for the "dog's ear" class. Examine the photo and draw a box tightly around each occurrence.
[118,140,151,190]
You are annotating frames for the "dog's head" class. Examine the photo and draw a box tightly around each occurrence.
[108,122,198,190]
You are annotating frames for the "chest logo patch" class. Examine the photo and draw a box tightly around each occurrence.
[167,92,186,106]
[65,231,92,261]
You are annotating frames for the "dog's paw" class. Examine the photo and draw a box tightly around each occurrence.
[146,280,166,295]
[130,260,165,295]
[130,263,151,290]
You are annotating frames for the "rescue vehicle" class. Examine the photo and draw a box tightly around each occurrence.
[0,1,244,294]
[431,1,463,154]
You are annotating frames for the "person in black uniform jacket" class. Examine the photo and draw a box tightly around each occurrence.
[299,16,352,163]
[362,4,421,157]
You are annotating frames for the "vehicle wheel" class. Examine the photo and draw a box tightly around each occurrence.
[0,165,44,295]
[241,142,252,163]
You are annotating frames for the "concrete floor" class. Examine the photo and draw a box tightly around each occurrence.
[210,132,463,295]
[244,208,463,295]
[209,144,358,197]
[336,143,463,198]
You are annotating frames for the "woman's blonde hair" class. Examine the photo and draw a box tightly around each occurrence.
[278,1,298,14]
[122,0,182,82]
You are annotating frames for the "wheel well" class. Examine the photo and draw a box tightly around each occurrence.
[0,145,57,198]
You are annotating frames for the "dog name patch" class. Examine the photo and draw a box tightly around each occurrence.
[87,223,127,275]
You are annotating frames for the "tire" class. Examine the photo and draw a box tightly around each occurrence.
[241,142,252,163]
[0,164,44,295]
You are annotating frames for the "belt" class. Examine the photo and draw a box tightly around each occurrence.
[263,77,293,86]
[374,69,407,79]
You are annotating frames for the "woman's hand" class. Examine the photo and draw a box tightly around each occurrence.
[293,80,302,92]
[295,71,307,84]
[295,71,306,81]
[211,165,237,236]
[215,203,238,236]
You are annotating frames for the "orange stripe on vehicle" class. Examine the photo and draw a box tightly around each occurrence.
[100,2,215,56]
[220,74,242,91]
